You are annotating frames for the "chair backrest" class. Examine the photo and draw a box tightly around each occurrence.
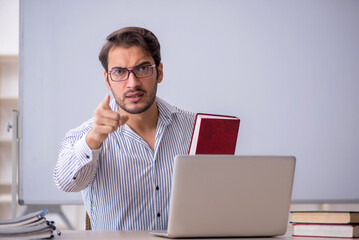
[85,212,92,230]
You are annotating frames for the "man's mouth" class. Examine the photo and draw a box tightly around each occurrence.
[127,93,144,98]
[125,90,146,102]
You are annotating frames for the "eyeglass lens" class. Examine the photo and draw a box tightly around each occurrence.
[110,65,155,81]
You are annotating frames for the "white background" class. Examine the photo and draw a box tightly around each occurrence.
[20,0,359,204]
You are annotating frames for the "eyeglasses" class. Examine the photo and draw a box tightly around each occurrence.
[108,64,156,82]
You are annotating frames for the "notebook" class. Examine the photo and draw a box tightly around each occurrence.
[151,155,296,238]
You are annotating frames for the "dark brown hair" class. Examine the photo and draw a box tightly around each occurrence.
[99,27,161,71]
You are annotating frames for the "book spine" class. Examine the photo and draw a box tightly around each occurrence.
[187,113,200,154]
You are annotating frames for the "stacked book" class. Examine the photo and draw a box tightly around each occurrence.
[290,211,359,238]
[0,209,57,239]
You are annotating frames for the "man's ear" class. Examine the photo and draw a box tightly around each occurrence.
[104,71,111,90]
[157,63,163,83]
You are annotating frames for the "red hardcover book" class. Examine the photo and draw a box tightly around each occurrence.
[188,113,240,155]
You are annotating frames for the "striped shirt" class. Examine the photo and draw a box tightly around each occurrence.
[53,97,195,230]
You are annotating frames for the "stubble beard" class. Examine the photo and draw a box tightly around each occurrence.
[111,84,158,114]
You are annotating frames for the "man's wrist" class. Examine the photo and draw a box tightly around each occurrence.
[86,131,103,150]
[74,135,99,165]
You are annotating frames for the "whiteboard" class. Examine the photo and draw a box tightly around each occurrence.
[19,0,359,205]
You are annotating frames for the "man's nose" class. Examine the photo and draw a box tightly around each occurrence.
[126,72,141,88]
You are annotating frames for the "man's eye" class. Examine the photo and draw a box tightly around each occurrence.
[137,65,150,72]
[112,69,127,76]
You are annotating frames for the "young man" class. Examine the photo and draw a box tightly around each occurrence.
[54,27,195,230]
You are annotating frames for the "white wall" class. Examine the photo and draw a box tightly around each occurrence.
[20,0,359,205]
[15,0,359,228]
[0,0,19,55]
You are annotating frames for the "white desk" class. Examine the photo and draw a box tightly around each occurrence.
[53,228,345,240]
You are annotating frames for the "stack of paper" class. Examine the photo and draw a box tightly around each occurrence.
[0,209,56,239]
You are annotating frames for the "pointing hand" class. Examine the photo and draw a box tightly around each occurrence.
[86,95,128,149]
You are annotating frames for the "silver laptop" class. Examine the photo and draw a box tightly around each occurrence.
[151,155,296,238]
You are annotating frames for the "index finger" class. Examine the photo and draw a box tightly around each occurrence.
[99,94,112,110]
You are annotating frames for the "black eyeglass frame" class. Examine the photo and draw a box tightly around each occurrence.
[108,64,157,82]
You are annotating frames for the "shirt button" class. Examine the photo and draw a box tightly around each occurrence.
[156,185,159,191]
[157,213,161,218]
[85,155,90,159]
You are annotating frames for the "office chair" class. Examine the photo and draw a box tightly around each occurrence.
[85,212,92,230]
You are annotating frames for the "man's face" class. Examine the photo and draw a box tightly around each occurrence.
[105,46,163,114]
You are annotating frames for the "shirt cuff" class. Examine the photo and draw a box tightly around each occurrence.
[74,134,100,166]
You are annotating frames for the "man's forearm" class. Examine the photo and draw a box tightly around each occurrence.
[54,131,99,192]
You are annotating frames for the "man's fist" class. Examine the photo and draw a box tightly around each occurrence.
[86,95,128,149]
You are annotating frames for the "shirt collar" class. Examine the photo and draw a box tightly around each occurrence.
[156,97,178,126]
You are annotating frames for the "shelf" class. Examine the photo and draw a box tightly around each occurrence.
[0,184,11,203]
[0,96,18,101]
[0,58,19,98]
[0,0,19,212]
[0,137,12,143]
[0,55,18,63]
[0,194,11,203]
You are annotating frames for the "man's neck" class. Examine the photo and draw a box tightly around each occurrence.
[127,107,159,132]
[119,101,159,151]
